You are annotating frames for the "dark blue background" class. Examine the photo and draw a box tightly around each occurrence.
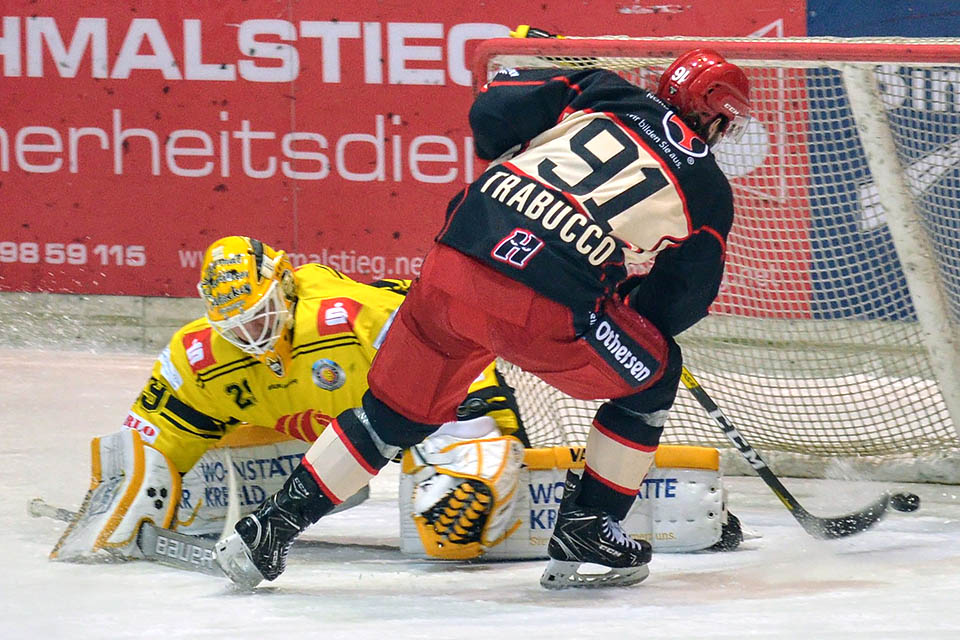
[807,1,960,37]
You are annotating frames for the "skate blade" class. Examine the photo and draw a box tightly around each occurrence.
[540,559,650,590]
[214,534,265,590]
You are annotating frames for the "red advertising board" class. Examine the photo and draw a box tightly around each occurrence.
[0,1,805,296]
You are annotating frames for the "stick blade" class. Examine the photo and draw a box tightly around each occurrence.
[138,522,225,577]
[796,492,891,539]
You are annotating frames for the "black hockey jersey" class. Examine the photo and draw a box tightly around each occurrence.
[437,67,735,337]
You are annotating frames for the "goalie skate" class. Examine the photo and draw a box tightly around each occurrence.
[540,471,652,590]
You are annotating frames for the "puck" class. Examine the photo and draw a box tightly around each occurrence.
[890,492,920,513]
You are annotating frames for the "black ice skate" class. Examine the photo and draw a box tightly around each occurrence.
[215,465,332,589]
[540,470,652,589]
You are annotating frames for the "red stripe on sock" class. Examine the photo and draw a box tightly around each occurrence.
[592,420,659,452]
[329,417,379,475]
[301,458,343,505]
[584,464,637,496]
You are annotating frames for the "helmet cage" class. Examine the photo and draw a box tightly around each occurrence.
[719,113,751,143]
[201,278,291,356]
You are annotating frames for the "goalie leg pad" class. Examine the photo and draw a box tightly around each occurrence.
[621,452,725,552]
[51,429,181,561]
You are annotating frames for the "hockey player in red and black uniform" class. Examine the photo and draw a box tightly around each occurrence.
[216,48,751,589]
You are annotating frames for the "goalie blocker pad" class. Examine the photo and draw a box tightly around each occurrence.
[400,444,730,559]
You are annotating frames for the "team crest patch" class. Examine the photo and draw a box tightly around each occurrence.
[312,359,346,390]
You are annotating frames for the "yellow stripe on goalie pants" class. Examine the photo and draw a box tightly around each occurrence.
[460,362,523,438]
[213,424,295,448]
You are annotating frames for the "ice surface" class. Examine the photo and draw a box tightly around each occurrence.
[3,349,960,639]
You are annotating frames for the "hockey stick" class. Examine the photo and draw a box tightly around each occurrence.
[28,497,224,577]
[679,367,918,539]
[29,484,371,575]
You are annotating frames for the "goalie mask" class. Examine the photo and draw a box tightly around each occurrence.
[656,48,751,145]
[197,236,297,377]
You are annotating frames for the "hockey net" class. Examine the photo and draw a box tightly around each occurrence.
[475,37,960,480]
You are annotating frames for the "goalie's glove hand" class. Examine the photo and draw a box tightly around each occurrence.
[417,476,494,548]
[406,422,525,559]
[510,25,564,39]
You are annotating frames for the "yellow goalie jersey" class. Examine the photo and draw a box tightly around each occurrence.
[123,265,511,473]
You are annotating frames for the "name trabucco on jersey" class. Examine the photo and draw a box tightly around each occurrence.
[477,169,619,267]
[438,67,735,330]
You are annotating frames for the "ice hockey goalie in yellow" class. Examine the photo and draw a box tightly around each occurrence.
[129,236,521,474]
[50,237,526,563]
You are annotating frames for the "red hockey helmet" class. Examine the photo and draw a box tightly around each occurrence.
[656,49,751,142]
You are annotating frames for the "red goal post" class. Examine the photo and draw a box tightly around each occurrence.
[473,36,960,481]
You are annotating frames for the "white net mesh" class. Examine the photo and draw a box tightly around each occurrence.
[481,38,960,467]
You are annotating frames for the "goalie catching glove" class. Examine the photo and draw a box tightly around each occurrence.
[50,429,181,561]
[404,418,525,560]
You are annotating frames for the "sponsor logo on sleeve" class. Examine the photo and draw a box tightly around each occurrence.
[181,328,216,373]
[122,412,160,444]
[317,298,363,336]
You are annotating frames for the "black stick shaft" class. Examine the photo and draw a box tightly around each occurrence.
[680,367,890,539]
